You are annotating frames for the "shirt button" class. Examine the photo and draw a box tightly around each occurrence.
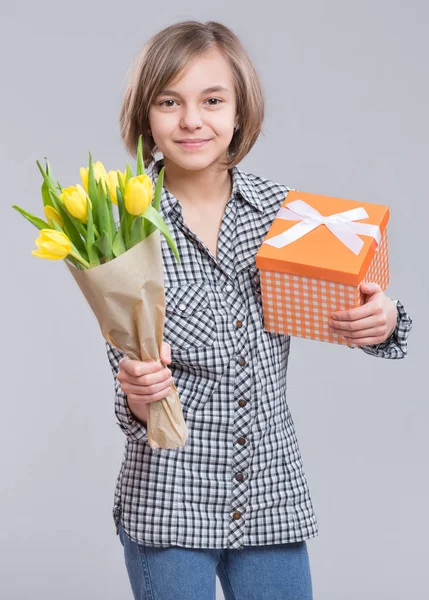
[235,472,244,482]
[238,357,246,366]
[237,437,246,446]
[235,320,243,328]
[238,399,247,407]
[225,284,234,293]
[232,511,242,520]
[178,303,186,311]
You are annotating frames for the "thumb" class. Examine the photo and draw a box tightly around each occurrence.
[359,281,382,295]
[160,340,172,364]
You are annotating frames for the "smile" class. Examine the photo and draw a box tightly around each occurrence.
[176,140,211,149]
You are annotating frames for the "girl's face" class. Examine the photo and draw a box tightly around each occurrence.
[148,47,238,172]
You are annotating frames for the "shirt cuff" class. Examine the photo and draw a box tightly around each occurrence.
[106,341,149,443]
[358,299,413,359]
[115,381,149,443]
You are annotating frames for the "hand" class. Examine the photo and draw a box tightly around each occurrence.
[117,341,173,425]
[329,282,398,346]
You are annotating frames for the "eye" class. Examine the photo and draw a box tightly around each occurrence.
[205,98,223,106]
[159,98,224,107]
[159,100,177,107]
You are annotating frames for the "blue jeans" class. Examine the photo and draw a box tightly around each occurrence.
[118,519,313,599]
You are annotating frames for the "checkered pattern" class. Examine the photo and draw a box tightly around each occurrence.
[261,228,391,346]
[105,157,413,550]
[364,227,390,289]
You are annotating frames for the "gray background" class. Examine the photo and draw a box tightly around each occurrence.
[1,1,427,598]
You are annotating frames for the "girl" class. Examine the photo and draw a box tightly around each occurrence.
[106,20,413,600]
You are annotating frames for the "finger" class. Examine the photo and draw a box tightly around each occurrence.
[340,326,386,340]
[343,335,385,346]
[119,364,172,387]
[128,383,173,406]
[120,357,162,377]
[120,376,174,397]
[332,302,382,322]
[330,314,386,333]
[359,282,382,294]
[141,367,173,387]
[160,340,172,364]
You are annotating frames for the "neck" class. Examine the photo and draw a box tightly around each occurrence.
[161,156,233,210]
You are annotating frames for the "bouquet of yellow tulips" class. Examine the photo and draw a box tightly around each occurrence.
[13,135,188,450]
[13,135,179,268]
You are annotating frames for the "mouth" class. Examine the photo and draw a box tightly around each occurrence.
[176,139,211,149]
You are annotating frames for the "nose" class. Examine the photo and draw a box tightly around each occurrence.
[180,103,204,131]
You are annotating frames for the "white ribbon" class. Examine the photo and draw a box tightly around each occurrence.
[263,199,381,256]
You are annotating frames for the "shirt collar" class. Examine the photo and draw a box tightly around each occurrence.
[146,156,264,216]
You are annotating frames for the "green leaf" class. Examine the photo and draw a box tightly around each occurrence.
[88,152,100,229]
[44,158,58,190]
[125,162,133,183]
[141,166,164,240]
[12,205,50,230]
[141,215,150,240]
[129,215,143,248]
[36,159,88,260]
[93,230,111,260]
[105,184,118,242]
[124,212,134,250]
[36,160,55,194]
[48,192,89,260]
[112,225,126,257]
[115,186,131,249]
[97,182,113,260]
[41,179,54,209]
[136,134,145,176]
[116,174,125,224]
[152,165,164,212]
[85,197,100,267]
[142,205,181,264]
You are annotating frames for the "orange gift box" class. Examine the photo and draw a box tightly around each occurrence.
[255,190,390,347]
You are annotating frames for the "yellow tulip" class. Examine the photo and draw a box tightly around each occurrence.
[60,184,92,222]
[106,170,127,205]
[44,205,64,228]
[80,161,108,193]
[124,174,153,216]
[31,229,72,260]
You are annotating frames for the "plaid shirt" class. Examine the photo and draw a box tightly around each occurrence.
[105,157,413,549]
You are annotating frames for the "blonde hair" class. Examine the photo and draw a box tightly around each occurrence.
[119,20,265,170]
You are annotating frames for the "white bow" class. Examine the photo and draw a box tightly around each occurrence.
[263,199,381,256]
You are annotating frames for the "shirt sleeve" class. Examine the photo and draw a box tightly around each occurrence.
[105,340,149,442]
[353,299,413,359]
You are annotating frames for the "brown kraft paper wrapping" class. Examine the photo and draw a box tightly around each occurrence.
[65,228,189,449]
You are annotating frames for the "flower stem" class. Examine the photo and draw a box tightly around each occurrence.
[69,250,91,269]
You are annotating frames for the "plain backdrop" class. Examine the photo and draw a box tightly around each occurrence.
[1,1,427,599]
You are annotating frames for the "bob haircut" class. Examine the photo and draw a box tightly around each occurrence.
[119,20,265,170]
